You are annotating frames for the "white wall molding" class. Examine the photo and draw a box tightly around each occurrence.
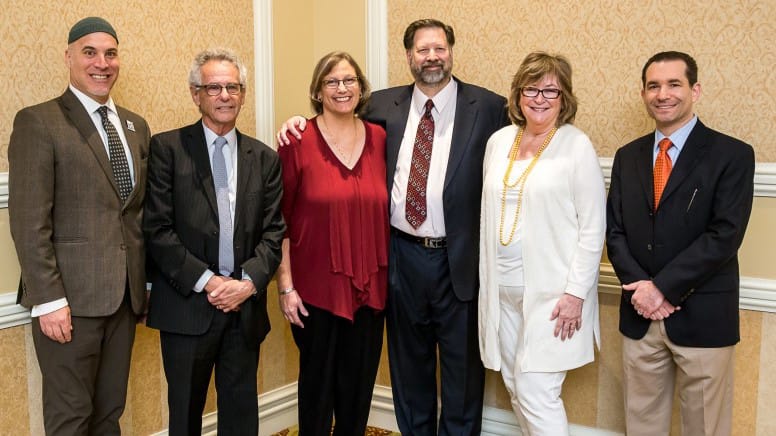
[600,263,776,313]
[598,158,776,197]
[366,0,389,91]
[0,172,8,208]
[3,267,776,328]
[1,161,774,210]
[253,0,274,146]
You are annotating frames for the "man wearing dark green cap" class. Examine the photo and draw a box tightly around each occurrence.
[8,16,150,435]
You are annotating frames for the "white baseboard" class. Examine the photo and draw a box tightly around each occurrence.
[482,405,624,435]
[151,383,624,436]
[151,383,298,436]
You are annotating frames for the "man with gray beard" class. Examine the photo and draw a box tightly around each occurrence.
[279,18,507,435]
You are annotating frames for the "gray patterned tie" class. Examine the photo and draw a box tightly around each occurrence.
[97,106,133,202]
[213,137,234,275]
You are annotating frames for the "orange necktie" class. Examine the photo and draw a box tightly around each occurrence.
[653,138,673,209]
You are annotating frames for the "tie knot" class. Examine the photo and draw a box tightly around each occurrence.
[659,138,672,152]
[214,136,228,150]
[424,99,434,114]
[97,106,109,120]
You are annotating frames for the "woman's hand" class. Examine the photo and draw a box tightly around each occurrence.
[550,293,583,341]
[280,289,309,328]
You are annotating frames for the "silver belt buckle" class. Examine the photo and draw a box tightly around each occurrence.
[424,237,443,248]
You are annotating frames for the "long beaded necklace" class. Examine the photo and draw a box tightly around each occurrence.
[498,126,558,246]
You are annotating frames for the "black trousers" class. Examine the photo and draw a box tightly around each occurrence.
[292,304,385,436]
[160,311,259,436]
[386,235,485,436]
[32,299,136,436]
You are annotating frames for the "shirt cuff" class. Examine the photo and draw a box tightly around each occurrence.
[31,298,69,317]
[194,270,215,293]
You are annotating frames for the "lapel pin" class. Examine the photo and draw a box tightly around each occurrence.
[126,120,135,132]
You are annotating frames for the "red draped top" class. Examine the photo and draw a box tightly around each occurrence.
[278,117,388,320]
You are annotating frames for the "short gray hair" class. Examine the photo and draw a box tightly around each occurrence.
[188,48,248,87]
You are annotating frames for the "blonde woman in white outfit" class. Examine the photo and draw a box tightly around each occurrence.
[478,52,606,436]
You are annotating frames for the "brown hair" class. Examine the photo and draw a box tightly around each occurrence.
[402,18,455,50]
[309,51,371,115]
[507,51,578,127]
[641,51,698,88]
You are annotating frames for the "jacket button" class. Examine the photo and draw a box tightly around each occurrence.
[647,244,652,251]
[120,244,126,250]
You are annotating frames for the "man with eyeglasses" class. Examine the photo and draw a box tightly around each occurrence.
[279,18,508,435]
[606,51,754,436]
[8,17,150,435]
[143,48,285,435]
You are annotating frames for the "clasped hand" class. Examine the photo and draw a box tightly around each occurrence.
[624,280,680,320]
[205,276,254,313]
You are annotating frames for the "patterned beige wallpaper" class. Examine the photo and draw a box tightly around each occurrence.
[386,0,776,160]
[0,0,258,171]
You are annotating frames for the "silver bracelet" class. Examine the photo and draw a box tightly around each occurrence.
[278,287,296,295]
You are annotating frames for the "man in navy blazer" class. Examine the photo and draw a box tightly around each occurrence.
[278,18,507,436]
[606,51,754,436]
[144,48,284,435]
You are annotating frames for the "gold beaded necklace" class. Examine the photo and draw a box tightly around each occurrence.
[498,126,557,246]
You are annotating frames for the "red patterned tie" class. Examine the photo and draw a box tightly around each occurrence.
[654,138,673,209]
[406,99,435,229]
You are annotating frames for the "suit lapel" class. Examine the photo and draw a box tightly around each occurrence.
[117,107,144,206]
[186,123,219,217]
[635,137,655,210]
[234,130,254,230]
[444,80,477,190]
[59,90,117,195]
[385,87,412,192]
[660,122,709,206]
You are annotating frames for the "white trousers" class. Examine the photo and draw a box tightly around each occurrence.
[498,285,569,436]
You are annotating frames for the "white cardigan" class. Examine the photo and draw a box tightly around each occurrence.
[478,124,606,372]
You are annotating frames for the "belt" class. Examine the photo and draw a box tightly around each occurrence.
[391,227,447,249]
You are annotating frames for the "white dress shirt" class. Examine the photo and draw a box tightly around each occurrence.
[390,79,458,237]
[193,124,240,292]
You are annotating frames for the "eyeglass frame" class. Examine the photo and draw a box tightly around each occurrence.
[194,83,245,96]
[521,87,562,99]
[322,77,359,89]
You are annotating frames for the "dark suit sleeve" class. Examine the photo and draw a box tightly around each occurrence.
[652,143,754,305]
[143,134,209,296]
[240,151,285,292]
[606,148,651,284]
[8,107,66,304]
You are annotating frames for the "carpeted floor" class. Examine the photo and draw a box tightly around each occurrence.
[271,425,399,436]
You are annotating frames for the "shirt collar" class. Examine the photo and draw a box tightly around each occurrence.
[202,122,238,150]
[412,77,458,116]
[654,115,698,154]
[69,84,117,116]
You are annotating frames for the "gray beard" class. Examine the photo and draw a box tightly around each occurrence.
[419,68,447,85]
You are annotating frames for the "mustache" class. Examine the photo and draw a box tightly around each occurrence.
[421,61,444,69]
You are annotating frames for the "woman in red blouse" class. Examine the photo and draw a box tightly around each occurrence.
[276,51,388,436]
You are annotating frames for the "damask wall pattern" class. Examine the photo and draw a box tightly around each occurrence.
[386,0,776,160]
[0,0,258,171]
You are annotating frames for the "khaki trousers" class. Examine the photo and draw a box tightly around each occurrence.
[622,320,734,436]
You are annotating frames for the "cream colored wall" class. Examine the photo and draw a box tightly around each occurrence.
[1,1,774,434]
[273,0,366,124]
[386,0,776,161]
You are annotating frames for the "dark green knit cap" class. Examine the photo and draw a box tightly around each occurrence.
[68,17,118,44]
